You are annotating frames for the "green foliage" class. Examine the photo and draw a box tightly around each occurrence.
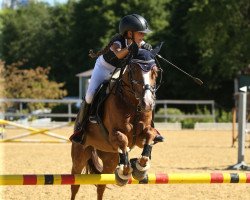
[186,0,250,81]
[0,1,170,96]
[183,0,250,107]
[155,107,214,129]
[155,0,250,109]
[1,3,53,66]
[0,61,4,114]
[0,3,75,92]
[3,61,67,110]
[155,107,182,122]
[216,109,232,122]
[0,61,4,98]
[0,0,249,110]
[155,106,232,128]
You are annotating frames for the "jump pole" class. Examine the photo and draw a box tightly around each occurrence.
[229,86,250,170]
[0,119,69,143]
[0,173,250,185]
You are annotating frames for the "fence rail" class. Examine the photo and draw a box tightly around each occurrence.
[0,98,215,122]
[154,100,215,122]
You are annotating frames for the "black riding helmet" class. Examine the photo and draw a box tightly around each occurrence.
[119,14,152,36]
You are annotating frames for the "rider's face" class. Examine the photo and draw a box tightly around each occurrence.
[133,32,145,45]
[127,31,145,45]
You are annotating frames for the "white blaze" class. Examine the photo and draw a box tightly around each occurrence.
[142,71,154,110]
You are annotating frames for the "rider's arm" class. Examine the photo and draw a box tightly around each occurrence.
[110,43,129,59]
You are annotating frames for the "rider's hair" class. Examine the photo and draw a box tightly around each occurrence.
[89,33,125,58]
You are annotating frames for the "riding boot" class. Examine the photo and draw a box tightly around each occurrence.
[69,100,90,143]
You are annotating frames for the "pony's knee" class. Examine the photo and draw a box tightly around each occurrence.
[111,130,128,151]
[143,126,156,143]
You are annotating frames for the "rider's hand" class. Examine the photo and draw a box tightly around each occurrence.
[128,42,139,57]
[142,43,152,51]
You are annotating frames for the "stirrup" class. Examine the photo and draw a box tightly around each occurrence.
[89,115,97,123]
[70,131,83,144]
[71,134,82,144]
[70,122,84,144]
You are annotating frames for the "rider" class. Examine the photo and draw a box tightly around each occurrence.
[70,14,153,143]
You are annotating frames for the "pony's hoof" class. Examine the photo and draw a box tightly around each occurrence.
[114,165,132,186]
[114,167,130,186]
[130,158,149,181]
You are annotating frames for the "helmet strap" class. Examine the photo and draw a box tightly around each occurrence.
[125,31,135,41]
[132,32,135,41]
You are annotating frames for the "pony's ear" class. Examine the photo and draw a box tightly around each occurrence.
[150,42,164,57]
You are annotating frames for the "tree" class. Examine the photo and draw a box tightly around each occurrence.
[153,0,250,109]
[186,0,250,80]
[1,3,53,66]
[4,62,67,110]
[154,0,202,101]
[0,61,5,114]
[184,0,250,108]
[0,61,4,98]
[0,3,75,94]
[2,0,248,110]
[0,1,170,97]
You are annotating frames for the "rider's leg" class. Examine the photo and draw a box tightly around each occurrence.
[86,57,115,123]
[70,99,91,143]
[70,56,115,143]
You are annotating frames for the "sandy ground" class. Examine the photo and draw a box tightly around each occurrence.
[0,126,250,200]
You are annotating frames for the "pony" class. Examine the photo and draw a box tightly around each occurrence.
[71,46,163,200]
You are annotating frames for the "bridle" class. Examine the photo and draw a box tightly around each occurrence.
[129,63,156,97]
[118,62,158,112]
[114,45,164,111]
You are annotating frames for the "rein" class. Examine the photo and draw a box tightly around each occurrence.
[154,56,163,91]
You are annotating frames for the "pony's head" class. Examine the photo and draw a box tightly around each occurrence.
[125,47,161,112]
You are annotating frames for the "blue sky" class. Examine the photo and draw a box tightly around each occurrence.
[0,0,68,8]
[42,0,68,6]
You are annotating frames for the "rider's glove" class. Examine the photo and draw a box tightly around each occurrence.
[141,43,152,51]
[128,42,139,57]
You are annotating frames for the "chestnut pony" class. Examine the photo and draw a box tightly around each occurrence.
[71,47,162,200]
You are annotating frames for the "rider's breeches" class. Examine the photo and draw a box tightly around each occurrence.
[85,55,116,104]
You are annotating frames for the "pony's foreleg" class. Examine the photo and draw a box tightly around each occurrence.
[132,127,155,181]
[70,144,92,200]
[111,130,132,185]
[115,151,133,186]
[139,126,155,166]
[112,130,129,170]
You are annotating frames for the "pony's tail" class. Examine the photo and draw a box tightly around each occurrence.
[88,33,123,58]
[86,148,103,174]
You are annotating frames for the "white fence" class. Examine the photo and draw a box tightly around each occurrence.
[154,100,215,122]
[0,98,215,122]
